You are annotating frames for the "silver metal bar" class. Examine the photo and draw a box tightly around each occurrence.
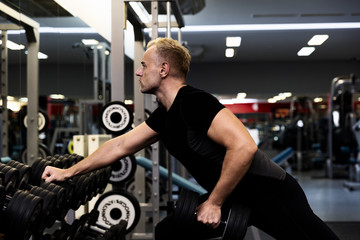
[178,27,182,43]
[151,1,160,231]
[166,1,171,38]
[0,2,39,29]
[133,31,147,235]
[93,48,99,100]
[26,27,39,165]
[1,31,8,157]
[111,0,125,101]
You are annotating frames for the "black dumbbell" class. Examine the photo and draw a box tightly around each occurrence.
[39,181,68,220]
[0,171,4,186]
[6,160,32,188]
[0,185,43,240]
[30,158,51,186]
[173,188,250,240]
[0,164,19,192]
[3,160,60,230]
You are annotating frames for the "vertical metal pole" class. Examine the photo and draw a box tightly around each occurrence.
[133,36,147,235]
[111,0,125,101]
[26,28,39,165]
[178,28,182,43]
[151,0,160,231]
[100,44,106,104]
[166,1,171,38]
[93,48,99,100]
[165,0,173,206]
[1,31,8,157]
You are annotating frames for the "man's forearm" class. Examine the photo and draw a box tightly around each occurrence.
[64,138,123,178]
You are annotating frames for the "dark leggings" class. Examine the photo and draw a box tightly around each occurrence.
[155,173,340,240]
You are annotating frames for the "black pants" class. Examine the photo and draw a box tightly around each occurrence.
[155,173,340,240]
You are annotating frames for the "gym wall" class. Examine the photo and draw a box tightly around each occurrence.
[7,58,360,100]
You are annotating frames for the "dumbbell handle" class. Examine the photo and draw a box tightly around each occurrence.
[194,211,226,225]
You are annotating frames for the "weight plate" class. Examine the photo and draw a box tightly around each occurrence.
[20,143,51,165]
[0,171,4,186]
[0,185,5,208]
[67,140,74,154]
[100,101,133,135]
[222,204,250,240]
[109,155,137,184]
[94,189,141,234]
[23,110,49,132]
[174,188,199,226]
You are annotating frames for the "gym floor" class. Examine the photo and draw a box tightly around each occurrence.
[244,168,360,240]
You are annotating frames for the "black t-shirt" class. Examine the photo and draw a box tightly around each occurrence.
[146,85,225,191]
[146,85,286,192]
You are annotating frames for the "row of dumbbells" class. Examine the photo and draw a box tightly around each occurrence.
[42,209,127,240]
[0,154,112,240]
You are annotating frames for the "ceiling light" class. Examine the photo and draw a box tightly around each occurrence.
[82,39,99,45]
[129,2,151,23]
[38,52,48,59]
[297,47,315,56]
[314,97,323,103]
[25,51,48,59]
[308,35,329,45]
[226,37,241,47]
[236,92,247,99]
[225,48,235,58]
[50,94,65,99]
[268,98,277,103]
[19,97,28,103]
[0,40,25,50]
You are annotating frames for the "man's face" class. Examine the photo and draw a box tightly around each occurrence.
[135,46,162,94]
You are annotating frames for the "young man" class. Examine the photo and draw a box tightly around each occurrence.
[42,38,339,240]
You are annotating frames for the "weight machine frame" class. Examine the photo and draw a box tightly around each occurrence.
[0,2,40,165]
[111,1,184,239]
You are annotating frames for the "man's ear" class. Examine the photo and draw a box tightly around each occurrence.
[160,62,169,78]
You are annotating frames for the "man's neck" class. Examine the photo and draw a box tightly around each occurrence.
[156,81,186,111]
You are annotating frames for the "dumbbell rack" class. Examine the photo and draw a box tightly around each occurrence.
[0,155,123,239]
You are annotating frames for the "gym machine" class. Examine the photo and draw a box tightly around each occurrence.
[343,119,360,190]
[0,2,40,165]
[327,74,360,179]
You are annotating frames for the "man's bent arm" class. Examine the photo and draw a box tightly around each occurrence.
[196,108,257,228]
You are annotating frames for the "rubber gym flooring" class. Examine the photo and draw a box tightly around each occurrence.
[244,169,360,240]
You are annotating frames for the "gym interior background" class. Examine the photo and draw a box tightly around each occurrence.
[1,0,360,239]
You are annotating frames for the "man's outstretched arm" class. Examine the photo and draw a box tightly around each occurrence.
[41,122,159,182]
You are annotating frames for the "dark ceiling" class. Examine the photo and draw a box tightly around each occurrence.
[1,0,360,64]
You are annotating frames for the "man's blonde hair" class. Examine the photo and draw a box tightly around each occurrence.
[147,38,191,78]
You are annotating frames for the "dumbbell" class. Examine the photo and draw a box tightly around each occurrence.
[0,171,4,186]
[69,166,112,210]
[29,157,75,213]
[76,209,127,240]
[0,185,43,240]
[0,164,19,192]
[3,160,62,229]
[6,160,32,188]
[173,188,250,240]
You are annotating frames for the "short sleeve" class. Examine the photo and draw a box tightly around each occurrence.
[181,91,224,133]
[145,105,166,133]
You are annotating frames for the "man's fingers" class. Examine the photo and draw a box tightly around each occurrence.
[41,166,52,179]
